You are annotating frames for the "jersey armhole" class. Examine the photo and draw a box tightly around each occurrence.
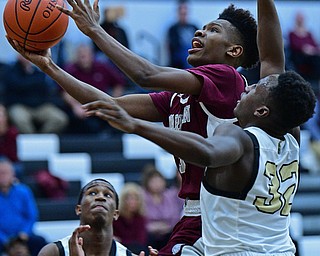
[54,241,65,256]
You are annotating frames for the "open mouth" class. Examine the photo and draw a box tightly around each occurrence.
[192,38,203,49]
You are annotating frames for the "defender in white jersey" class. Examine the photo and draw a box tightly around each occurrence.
[201,126,300,255]
[38,179,151,256]
[81,0,316,255]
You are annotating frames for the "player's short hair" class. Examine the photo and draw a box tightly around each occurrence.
[269,71,316,130]
[77,178,119,209]
[218,4,259,69]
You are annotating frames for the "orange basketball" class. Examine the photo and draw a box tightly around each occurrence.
[3,0,69,52]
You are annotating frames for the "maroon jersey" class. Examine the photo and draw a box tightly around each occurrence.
[149,64,246,200]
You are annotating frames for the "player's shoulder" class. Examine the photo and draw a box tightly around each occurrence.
[215,122,244,136]
[38,242,60,256]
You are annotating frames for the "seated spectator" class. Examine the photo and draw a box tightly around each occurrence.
[0,157,47,256]
[113,182,148,255]
[141,165,183,250]
[288,11,320,94]
[0,103,23,178]
[3,55,68,134]
[94,6,130,59]
[62,44,127,134]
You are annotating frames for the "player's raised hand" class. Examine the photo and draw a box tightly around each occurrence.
[69,225,91,256]
[6,36,52,69]
[148,246,159,256]
[57,0,100,36]
[137,246,158,256]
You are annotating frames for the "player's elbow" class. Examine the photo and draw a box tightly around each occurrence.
[133,65,164,89]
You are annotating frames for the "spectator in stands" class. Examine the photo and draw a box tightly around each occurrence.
[94,6,130,61]
[113,182,148,255]
[166,0,198,69]
[288,11,320,95]
[62,44,126,134]
[0,157,47,256]
[302,98,320,174]
[141,165,183,250]
[4,237,31,256]
[0,103,23,178]
[2,55,68,134]
[37,178,153,256]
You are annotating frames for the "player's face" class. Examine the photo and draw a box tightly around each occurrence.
[234,75,278,127]
[187,19,239,67]
[76,182,118,225]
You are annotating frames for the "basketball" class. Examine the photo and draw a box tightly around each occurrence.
[3,0,69,52]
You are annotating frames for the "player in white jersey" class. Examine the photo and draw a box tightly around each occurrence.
[201,126,300,255]
[81,0,316,255]
[37,179,153,256]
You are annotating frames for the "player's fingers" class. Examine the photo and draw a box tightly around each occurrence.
[61,0,76,9]
[73,0,86,9]
[94,111,117,122]
[78,237,83,246]
[6,37,24,54]
[56,4,74,17]
[93,0,99,13]
[5,36,15,49]
[77,225,91,233]
[83,0,91,7]
[83,100,113,111]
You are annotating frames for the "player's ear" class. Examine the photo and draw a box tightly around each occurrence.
[75,205,81,216]
[254,106,269,117]
[226,45,243,58]
[113,210,120,220]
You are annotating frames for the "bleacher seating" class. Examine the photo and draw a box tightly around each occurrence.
[292,173,320,236]
[20,133,158,225]
[17,134,60,161]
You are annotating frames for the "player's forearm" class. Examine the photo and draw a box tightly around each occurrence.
[258,0,285,76]
[41,60,111,104]
[87,25,170,90]
[132,119,214,167]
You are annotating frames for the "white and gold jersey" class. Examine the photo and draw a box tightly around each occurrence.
[201,127,298,256]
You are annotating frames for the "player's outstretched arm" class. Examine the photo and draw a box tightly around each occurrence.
[6,37,162,121]
[57,0,203,95]
[83,100,244,168]
[6,37,110,105]
[258,0,285,78]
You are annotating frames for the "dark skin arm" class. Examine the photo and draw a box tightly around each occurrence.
[5,39,161,121]
[56,0,203,95]
[257,0,300,142]
[82,0,287,166]
[258,0,285,77]
[83,100,245,168]
[6,0,202,121]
